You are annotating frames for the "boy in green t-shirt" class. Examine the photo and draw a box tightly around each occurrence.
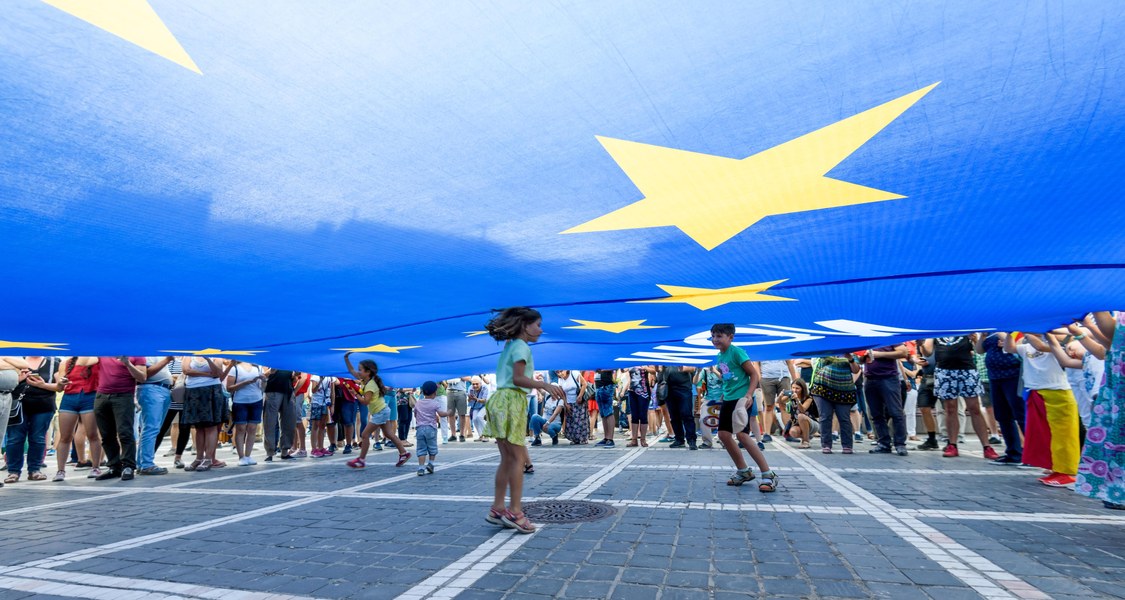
[711,323,779,491]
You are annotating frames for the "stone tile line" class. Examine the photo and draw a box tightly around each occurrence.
[17,453,495,570]
[626,463,1029,476]
[608,498,869,515]
[0,574,190,600]
[558,446,645,500]
[775,442,1046,600]
[905,508,1125,525]
[397,447,645,600]
[0,566,325,600]
[0,456,322,518]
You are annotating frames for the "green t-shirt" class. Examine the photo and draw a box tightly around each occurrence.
[496,339,534,392]
[716,344,751,401]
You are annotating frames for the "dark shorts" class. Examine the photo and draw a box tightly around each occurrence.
[917,378,937,409]
[596,385,616,418]
[309,403,328,421]
[232,401,263,425]
[718,400,752,434]
[339,400,358,427]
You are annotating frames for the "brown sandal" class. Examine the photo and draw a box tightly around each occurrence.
[4,473,19,484]
[625,440,639,447]
[28,471,47,481]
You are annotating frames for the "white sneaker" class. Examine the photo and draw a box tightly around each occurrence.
[87,467,103,479]
[246,457,258,465]
[238,457,251,466]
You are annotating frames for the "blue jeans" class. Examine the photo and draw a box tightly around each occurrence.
[530,414,561,440]
[865,377,906,449]
[6,410,54,475]
[136,384,172,469]
[358,402,369,431]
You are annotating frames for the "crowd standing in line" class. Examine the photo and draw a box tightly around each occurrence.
[0,311,1121,518]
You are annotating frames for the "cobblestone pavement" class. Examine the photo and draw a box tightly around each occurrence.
[1,436,1124,600]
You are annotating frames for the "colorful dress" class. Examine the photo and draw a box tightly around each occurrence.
[1077,312,1125,504]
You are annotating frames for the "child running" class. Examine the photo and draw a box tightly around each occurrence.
[483,307,564,534]
[343,353,411,468]
[413,381,448,475]
[710,323,780,491]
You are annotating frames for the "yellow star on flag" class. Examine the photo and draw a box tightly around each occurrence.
[332,344,420,354]
[0,340,68,350]
[562,319,668,334]
[160,348,264,356]
[633,280,794,311]
[563,83,938,250]
[43,0,202,74]
[463,331,489,337]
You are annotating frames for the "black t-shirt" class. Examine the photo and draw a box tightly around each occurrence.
[264,370,294,394]
[934,337,975,370]
[663,368,693,392]
[15,358,60,416]
[595,370,615,387]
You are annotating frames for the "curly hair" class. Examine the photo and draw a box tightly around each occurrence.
[486,306,542,341]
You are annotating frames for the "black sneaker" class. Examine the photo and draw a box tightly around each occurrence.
[280,453,295,460]
[96,470,121,481]
[688,442,698,451]
[595,439,609,447]
[530,438,542,447]
[138,466,168,475]
[603,440,615,448]
[120,468,135,481]
[459,435,466,442]
[989,455,1021,466]
[551,435,559,446]
[895,447,908,456]
[916,438,939,451]
[669,441,686,449]
[869,446,892,454]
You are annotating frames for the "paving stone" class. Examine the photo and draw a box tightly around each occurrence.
[761,577,812,596]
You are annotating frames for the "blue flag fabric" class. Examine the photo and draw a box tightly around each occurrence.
[1,2,1122,384]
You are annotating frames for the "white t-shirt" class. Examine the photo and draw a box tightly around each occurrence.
[185,357,222,389]
[230,364,263,404]
[1013,343,1070,391]
[542,397,563,425]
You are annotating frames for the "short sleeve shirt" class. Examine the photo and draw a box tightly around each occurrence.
[97,357,147,394]
[496,339,534,391]
[364,379,387,412]
[716,345,752,402]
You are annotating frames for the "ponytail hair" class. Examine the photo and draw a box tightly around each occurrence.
[358,359,387,398]
[486,307,542,341]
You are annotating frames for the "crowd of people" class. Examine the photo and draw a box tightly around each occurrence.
[0,310,1122,530]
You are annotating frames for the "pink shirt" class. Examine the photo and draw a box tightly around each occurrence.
[97,357,147,394]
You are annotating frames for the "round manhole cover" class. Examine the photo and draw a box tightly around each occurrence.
[522,500,617,524]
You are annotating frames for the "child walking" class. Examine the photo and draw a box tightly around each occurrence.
[309,375,334,457]
[710,323,779,491]
[413,381,448,475]
[343,353,411,468]
[483,307,564,533]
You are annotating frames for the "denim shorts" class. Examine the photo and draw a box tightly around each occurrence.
[232,401,263,425]
[370,406,391,426]
[339,401,358,427]
[59,391,96,414]
[416,425,438,457]
[595,385,616,418]
[309,402,328,421]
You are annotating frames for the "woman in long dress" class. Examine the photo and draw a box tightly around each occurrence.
[1075,311,1125,509]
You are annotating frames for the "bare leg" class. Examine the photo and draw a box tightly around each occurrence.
[381,423,407,454]
[357,424,377,459]
[493,440,513,511]
[944,400,960,444]
[55,412,79,473]
[73,420,88,463]
[738,430,771,472]
[965,398,991,446]
[921,407,936,434]
[719,431,747,470]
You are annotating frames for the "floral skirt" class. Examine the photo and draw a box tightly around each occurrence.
[483,388,528,446]
[565,399,590,444]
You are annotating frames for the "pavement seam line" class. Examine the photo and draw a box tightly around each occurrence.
[5,567,327,600]
[16,453,494,570]
[397,447,643,600]
[774,442,1045,600]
